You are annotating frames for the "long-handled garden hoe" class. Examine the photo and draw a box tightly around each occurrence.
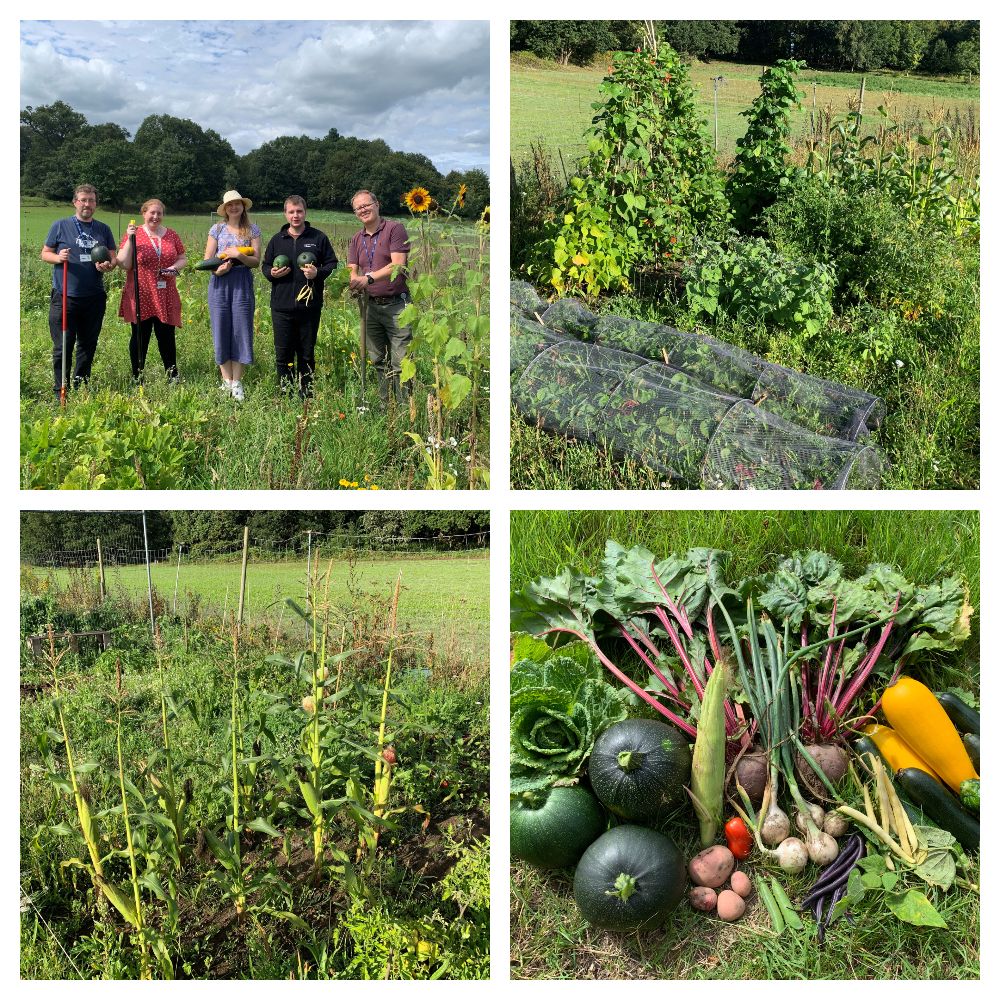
[131,221,145,375]
[357,289,369,413]
[59,260,68,408]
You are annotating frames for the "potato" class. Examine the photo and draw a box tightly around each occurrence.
[688,845,735,888]
[717,888,746,921]
[729,870,751,898]
[689,886,718,912]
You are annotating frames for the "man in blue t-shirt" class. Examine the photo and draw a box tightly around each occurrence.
[40,184,119,397]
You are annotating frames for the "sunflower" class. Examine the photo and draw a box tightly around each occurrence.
[404,187,431,213]
[456,183,468,208]
[479,205,490,227]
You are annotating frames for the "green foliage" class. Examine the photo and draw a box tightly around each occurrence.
[509,20,638,66]
[531,45,729,299]
[727,60,805,231]
[659,21,741,60]
[20,391,208,489]
[681,233,835,339]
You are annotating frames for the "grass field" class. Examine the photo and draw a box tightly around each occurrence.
[510,509,980,980]
[511,56,980,165]
[33,552,490,662]
[20,204,489,490]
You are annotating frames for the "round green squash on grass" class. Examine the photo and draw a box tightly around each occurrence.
[574,825,686,931]
[511,785,606,869]
[588,718,691,822]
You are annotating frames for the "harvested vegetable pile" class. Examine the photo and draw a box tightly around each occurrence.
[510,540,979,971]
[510,283,886,489]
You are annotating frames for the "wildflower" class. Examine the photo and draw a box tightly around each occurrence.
[448,437,457,447]
[895,359,904,368]
[370,484,380,490]
[404,187,431,213]
[339,478,350,487]
[338,412,345,419]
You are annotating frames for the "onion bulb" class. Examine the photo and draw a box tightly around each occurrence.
[775,836,809,874]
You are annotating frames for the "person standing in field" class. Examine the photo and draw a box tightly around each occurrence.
[347,190,412,404]
[116,198,187,383]
[40,183,119,398]
[262,195,338,398]
[204,190,261,402]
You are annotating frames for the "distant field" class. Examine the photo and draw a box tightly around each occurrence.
[511,56,980,164]
[33,552,490,660]
[21,205,476,257]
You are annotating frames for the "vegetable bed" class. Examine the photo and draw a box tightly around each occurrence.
[509,510,979,980]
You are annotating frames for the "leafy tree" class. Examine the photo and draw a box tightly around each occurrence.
[76,139,145,210]
[659,21,741,60]
[510,21,635,66]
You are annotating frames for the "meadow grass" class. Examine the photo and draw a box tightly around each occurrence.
[37,552,490,662]
[511,56,980,164]
[509,508,980,979]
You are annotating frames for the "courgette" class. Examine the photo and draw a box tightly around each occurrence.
[962,732,980,772]
[935,691,980,736]
[195,257,225,271]
[895,767,979,851]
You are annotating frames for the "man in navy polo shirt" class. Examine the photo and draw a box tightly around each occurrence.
[347,189,412,404]
[40,183,119,397]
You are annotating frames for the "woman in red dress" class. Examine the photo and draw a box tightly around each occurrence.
[117,198,187,382]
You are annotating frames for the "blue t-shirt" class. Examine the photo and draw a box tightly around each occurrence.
[45,216,117,298]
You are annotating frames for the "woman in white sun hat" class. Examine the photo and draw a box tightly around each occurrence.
[203,190,261,401]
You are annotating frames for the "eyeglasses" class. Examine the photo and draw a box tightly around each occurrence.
[354,204,376,214]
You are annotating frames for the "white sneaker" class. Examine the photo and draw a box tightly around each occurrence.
[231,380,245,402]
[220,380,233,394]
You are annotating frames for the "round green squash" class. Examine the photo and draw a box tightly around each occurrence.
[589,719,691,822]
[510,786,605,869]
[90,244,112,264]
[297,251,317,268]
[574,825,686,931]
[272,254,291,270]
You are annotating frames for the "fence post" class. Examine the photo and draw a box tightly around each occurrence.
[855,76,866,135]
[96,537,106,603]
[237,526,250,636]
[306,530,313,603]
[712,76,724,151]
[142,511,155,637]
[173,544,183,615]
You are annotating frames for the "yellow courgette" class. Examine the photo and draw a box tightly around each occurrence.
[881,676,978,793]
[861,723,941,781]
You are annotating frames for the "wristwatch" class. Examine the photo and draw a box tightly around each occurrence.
[365,272,374,285]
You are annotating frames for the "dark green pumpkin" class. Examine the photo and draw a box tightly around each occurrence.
[297,251,317,268]
[574,825,686,931]
[589,719,691,822]
[510,786,605,869]
[90,244,112,264]
[272,254,291,270]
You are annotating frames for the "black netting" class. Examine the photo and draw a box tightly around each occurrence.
[511,335,885,490]
[701,401,884,490]
[510,308,573,373]
[510,279,546,317]
[537,300,883,441]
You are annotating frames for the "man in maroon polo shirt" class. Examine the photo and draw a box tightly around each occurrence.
[347,190,412,404]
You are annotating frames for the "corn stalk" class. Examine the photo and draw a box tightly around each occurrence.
[371,572,402,850]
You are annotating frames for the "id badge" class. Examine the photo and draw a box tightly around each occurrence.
[79,253,91,262]
[157,280,167,289]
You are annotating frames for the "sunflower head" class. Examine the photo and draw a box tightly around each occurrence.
[479,205,490,227]
[456,183,468,208]
[404,187,431,213]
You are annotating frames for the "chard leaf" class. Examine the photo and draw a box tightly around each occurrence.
[884,889,948,928]
[510,568,596,642]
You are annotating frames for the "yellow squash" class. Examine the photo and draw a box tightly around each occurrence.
[881,676,978,793]
[862,723,941,781]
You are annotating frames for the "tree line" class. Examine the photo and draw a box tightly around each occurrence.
[20,102,489,218]
[20,511,490,562]
[510,20,979,76]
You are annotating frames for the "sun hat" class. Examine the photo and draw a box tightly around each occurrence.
[217,190,253,216]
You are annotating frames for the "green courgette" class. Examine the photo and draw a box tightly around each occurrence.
[895,767,979,851]
[962,732,980,772]
[935,691,980,736]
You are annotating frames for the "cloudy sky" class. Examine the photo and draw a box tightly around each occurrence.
[20,20,490,175]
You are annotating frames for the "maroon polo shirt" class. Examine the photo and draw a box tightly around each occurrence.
[348,217,411,297]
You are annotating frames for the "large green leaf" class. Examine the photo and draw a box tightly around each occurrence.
[884,889,948,928]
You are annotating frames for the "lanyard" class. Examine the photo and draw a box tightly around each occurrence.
[361,231,379,272]
[72,217,97,249]
[143,226,163,264]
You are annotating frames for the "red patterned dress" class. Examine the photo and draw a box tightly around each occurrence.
[118,227,184,325]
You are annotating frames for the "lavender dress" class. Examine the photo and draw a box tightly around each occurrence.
[208,222,260,364]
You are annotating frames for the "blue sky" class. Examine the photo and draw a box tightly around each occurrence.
[20,20,490,175]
